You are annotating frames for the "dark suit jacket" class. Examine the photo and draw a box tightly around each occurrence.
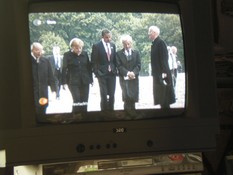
[116,49,141,77]
[151,36,175,105]
[151,36,171,80]
[62,50,93,86]
[31,56,56,106]
[91,41,117,77]
[116,49,141,102]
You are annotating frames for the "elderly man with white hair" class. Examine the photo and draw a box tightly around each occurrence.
[116,34,141,110]
[31,42,56,120]
[148,26,176,109]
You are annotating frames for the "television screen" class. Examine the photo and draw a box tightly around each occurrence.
[29,9,185,123]
[0,0,219,166]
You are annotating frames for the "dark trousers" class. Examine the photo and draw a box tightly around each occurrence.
[171,68,177,88]
[153,76,175,109]
[69,84,90,113]
[97,74,116,111]
[35,101,47,122]
[54,69,62,98]
[124,99,135,110]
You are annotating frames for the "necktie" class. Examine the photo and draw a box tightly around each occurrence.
[106,43,110,61]
[106,43,111,71]
[55,57,59,69]
[126,49,131,61]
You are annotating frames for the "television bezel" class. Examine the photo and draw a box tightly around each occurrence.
[0,0,219,166]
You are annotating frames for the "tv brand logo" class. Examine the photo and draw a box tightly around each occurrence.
[113,127,127,133]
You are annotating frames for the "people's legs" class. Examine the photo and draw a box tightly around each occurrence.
[97,77,108,110]
[69,85,82,113]
[34,92,45,112]
[124,99,135,110]
[124,100,130,110]
[54,69,61,98]
[153,76,169,108]
[160,85,171,109]
[173,68,178,88]
[35,103,47,122]
[173,69,178,99]
[130,101,136,110]
[36,104,47,115]
[80,84,90,112]
[106,75,116,110]
[160,102,170,109]
[152,76,159,105]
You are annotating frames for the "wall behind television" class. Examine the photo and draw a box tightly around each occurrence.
[0,0,22,129]
[214,0,233,53]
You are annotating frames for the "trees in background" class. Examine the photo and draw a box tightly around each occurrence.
[29,12,184,75]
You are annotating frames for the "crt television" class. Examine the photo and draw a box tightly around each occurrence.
[0,0,219,166]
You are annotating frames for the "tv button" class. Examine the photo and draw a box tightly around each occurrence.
[76,144,85,153]
[147,140,154,147]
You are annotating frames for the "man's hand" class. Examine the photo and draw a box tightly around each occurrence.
[127,71,135,80]
[63,84,68,90]
[162,73,167,79]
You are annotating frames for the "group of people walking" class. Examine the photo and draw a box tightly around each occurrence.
[31,26,176,121]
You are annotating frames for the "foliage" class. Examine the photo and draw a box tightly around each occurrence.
[38,31,68,56]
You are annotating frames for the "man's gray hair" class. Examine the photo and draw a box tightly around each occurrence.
[149,26,160,35]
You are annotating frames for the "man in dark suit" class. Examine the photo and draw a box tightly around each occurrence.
[48,46,62,99]
[31,42,56,120]
[148,26,176,109]
[116,35,141,110]
[91,29,117,111]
